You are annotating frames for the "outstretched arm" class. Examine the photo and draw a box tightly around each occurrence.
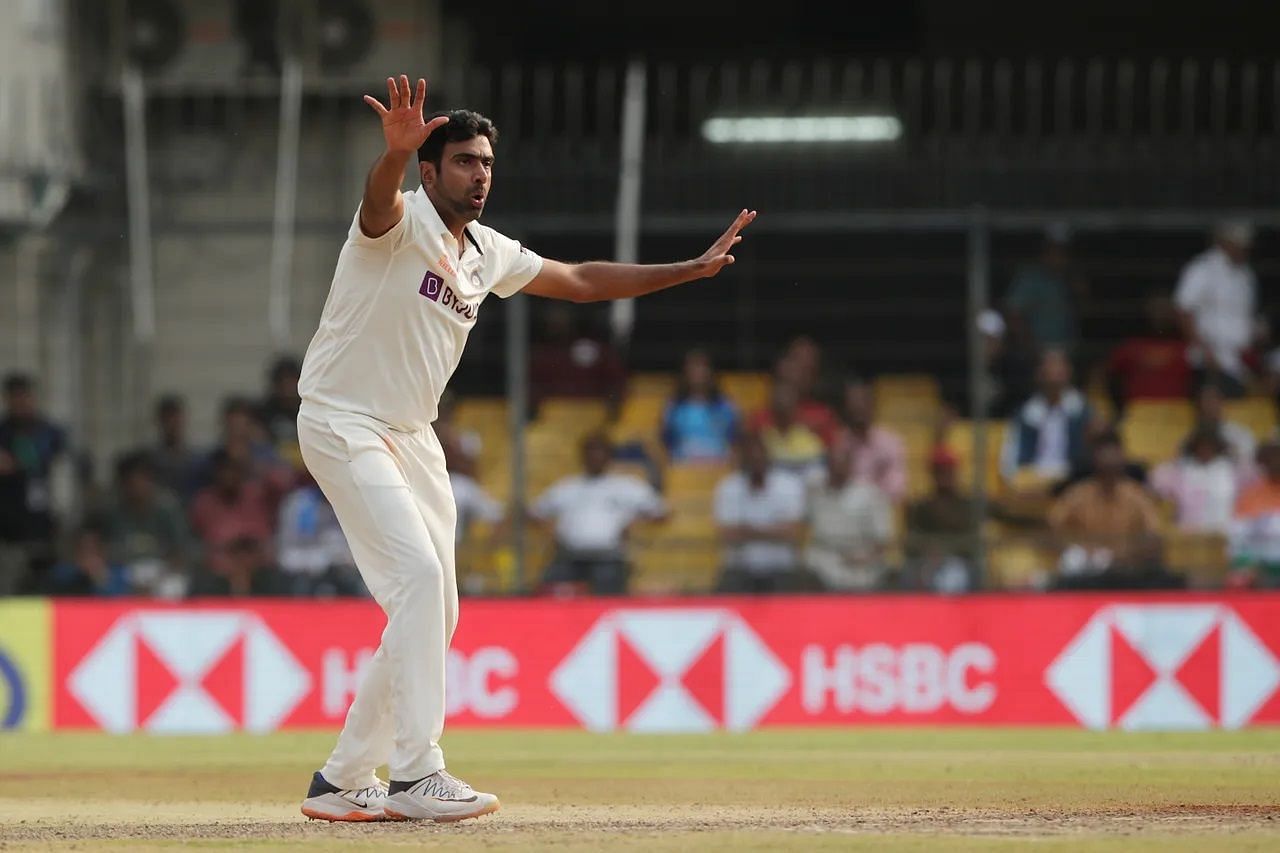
[523,209,757,303]
[359,75,449,239]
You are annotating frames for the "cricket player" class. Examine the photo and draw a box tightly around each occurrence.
[297,75,755,823]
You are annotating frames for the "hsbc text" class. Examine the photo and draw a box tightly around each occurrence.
[800,643,996,715]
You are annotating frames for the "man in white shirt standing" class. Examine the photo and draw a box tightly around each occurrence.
[530,432,668,595]
[713,432,809,593]
[296,75,755,823]
[1175,220,1260,398]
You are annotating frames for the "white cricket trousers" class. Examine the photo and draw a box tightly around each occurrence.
[297,402,458,786]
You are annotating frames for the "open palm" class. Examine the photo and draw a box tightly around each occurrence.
[695,209,758,278]
[363,75,449,154]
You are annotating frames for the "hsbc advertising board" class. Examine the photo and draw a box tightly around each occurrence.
[50,595,1280,734]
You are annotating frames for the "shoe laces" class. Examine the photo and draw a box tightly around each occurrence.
[426,770,474,799]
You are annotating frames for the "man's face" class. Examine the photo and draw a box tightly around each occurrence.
[159,408,185,442]
[1262,445,1280,480]
[770,385,799,424]
[273,371,299,402]
[843,384,873,428]
[1220,238,1249,265]
[213,459,245,494]
[5,388,36,420]
[582,439,611,476]
[1094,444,1125,479]
[422,136,494,225]
[741,437,769,477]
[826,445,852,484]
[933,461,958,493]
[1197,385,1224,421]
[1038,352,1071,396]
[122,469,154,504]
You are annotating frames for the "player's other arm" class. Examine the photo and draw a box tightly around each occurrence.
[359,75,449,239]
[523,209,757,303]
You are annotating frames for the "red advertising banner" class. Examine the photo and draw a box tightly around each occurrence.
[51,594,1280,733]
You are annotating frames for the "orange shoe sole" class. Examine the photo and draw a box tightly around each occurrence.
[301,806,386,822]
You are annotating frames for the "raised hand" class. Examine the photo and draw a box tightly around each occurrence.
[363,74,449,155]
[694,209,758,278]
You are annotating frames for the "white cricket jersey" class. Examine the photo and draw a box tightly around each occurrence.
[299,187,543,430]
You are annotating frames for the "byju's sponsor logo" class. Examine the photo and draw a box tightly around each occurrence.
[419,269,478,321]
[419,270,444,301]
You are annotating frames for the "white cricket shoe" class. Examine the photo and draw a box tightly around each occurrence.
[300,771,389,822]
[382,770,500,822]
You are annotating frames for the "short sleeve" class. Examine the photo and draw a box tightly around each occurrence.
[489,231,544,298]
[630,479,667,518]
[349,198,418,253]
[531,480,567,520]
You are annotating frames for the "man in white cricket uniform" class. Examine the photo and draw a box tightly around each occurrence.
[297,75,755,824]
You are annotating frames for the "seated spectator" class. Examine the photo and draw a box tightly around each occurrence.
[1000,348,1093,489]
[276,469,364,597]
[0,372,69,594]
[1105,293,1191,413]
[1151,426,1239,534]
[101,451,191,598]
[1192,383,1256,469]
[189,449,277,593]
[713,432,811,593]
[803,442,894,591]
[903,447,978,594]
[661,349,741,464]
[749,383,827,474]
[188,535,281,597]
[1051,421,1148,497]
[1175,219,1259,398]
[834,377,908,503]
[1228,438,1280,588]
[763,350,840,441]
[446,441,506,592]
[147,394,203,504]
[529,304,627,414]
[45,525,131,596]
[259,355,304,471]
[1048,434,1179,589]
[530,432,668,595]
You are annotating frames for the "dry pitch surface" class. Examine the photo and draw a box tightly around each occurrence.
[1,729,1279,850]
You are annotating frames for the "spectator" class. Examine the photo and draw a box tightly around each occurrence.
[713,432,810,593]
[1105,293,1191,412]
[259,355,303,470]
[189,448,277,592]
[834,378,908,503]
[1051,422,1148,497]
[1000,349,1094,487]
[1175,219,1260,398]
[199,396,294,516]
[446,439,505,590]
[903,447,978,594]
[188,535,280,597]
[530,432,667,595]
[1004,222,1083,357]
[0,373,69,594]
[529,304,627,413]
[661,349,741,464]
[1048,434,1176,589]
[45,526,131,597]
[749,383,827,474]
[1151,426,1239,534]
[101,451,191,598]
[1228,438,1280,588]
[764,350,840,441]
[276,469,365,597]
[803,442,894,591]
[1192,382,1256,469]
[147,395,203,504]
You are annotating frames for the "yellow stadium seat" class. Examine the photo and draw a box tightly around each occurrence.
[630,531,721,594]
[942,420,1006,495]
[874,374,942,424]
[1164,530,1230,588]
[986,538,1052,589]
[1125,399,1195,429]
[536,398,610,430]
[454,397,507,429]
[719,371,771,413]
[1120,420,1186,466]
[666,463,731,497]
[628,372,677,399]
[1223,398,1277,441]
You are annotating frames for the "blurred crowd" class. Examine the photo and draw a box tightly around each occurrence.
[2,219,1278,598]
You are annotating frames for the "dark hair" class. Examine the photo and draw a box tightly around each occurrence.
[221,395,258,421]
[1182,425,1228,459]
[417,110,498,168]
[1092,430,1124,452]
[581,430,612,454]
[673,349,724,404]
[3,373,33,395]
[268,355,301,384]
[156,394,185,418]
[115,450,153,482]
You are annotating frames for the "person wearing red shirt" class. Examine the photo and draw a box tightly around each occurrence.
[1106,294,1191,410]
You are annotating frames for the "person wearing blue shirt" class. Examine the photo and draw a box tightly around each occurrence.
[661,350,741,463]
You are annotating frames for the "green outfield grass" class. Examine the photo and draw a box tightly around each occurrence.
[2,728,1279,850]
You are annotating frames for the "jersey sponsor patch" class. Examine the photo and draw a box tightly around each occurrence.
[419,270,445,301]
[419,268,479,322]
